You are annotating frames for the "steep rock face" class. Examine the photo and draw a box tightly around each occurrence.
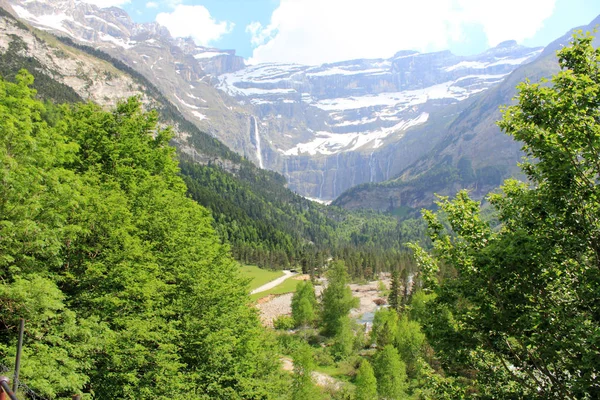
[217,44,542,200]
[0,10,149,107]
[8,0,543,201]
[0,8,247,180]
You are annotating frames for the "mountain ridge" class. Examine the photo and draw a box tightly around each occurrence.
[7,0,543,201]
[332,14,600,212]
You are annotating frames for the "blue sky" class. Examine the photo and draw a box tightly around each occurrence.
[99,0,600,65]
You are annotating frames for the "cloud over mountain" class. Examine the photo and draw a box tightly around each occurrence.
[247,0,556,65]
[156,4,234,46]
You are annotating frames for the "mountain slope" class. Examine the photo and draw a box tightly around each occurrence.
[7,0,542,201]
[0,6,417,274]
[217,43,542,200]
[333,15,600,212]
[7,0,259,158]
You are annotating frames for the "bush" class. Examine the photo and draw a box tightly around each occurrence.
[273,315,295,330]
[313,347,335,367]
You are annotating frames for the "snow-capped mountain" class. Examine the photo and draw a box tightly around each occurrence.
[218,43,540,158]
[215,43,541,199]
[7,0,255,158]
[6,0,543,200]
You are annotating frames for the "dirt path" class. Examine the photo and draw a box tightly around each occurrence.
[250,270,297,294]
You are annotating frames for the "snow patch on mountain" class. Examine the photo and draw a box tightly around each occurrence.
[282,112,429,156]
[13,5,74,35]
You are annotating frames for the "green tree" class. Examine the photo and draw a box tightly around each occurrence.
[395,315,426,378]
[291,344,322,400]
[331,316,354,360]
[0,73,286,399]
[408,290,435,323]
[370,308,398,348]
[373,345,407,399]
[320,260,359,336]
[291,280,318,327]
[388,269,402,312]
[354,359,377,400]
[412,33,600,398]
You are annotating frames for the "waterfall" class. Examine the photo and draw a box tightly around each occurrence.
[332,153,340,199]
[369,152,376,183]
[252,116,264,169]
[319,170,325,200]
[386,154,392,180]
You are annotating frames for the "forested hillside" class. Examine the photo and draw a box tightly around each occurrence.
[264,33,600,400]
[0,73,288,399]
[180,159,425,276]
[0,6,426,278]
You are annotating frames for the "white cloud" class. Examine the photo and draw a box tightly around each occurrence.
[156,5,234,46]
[82,0,131,7]
[248,0,556,65]
[146,1,159,8]
[163,0,183,8]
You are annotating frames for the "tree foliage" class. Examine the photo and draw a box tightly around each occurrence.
[373,345,407,399]
[388,269,402,312]
[0,71,285,399]
[291,280,318,327]
[354,359,377,400]
[320,261,359,336]
[291,344,322,400]
[331,316,354,361]
[411,33,600,398]
[370,308,398,348]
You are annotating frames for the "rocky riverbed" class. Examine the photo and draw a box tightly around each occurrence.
[255,276,389,327]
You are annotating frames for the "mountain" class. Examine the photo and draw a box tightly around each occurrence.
[6,0,541,201]
[6,0,260,157]
[0,4,417,274]
[332,14,600,212]
[216,43,541,200]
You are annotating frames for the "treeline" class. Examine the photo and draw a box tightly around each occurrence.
[333,154,507,213]
[180,160,426,276]
[0,73,289,399]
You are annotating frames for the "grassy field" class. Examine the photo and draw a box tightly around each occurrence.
[249,275,300,301]
[239,265,285,291]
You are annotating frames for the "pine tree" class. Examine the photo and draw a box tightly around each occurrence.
[395,314,426,378]
[370,308,398,348]
[388,269,402,312]
[291,280,318,327]
[292,344,322,400]
[331,316,354,360]
[320,260,359,336]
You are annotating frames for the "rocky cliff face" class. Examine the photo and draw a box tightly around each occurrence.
[0,6,247,181]
[0,9,149,107]
[218,43,541,200]
[8,0,543,201]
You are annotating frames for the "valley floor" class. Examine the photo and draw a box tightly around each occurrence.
[255,275,390,327]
